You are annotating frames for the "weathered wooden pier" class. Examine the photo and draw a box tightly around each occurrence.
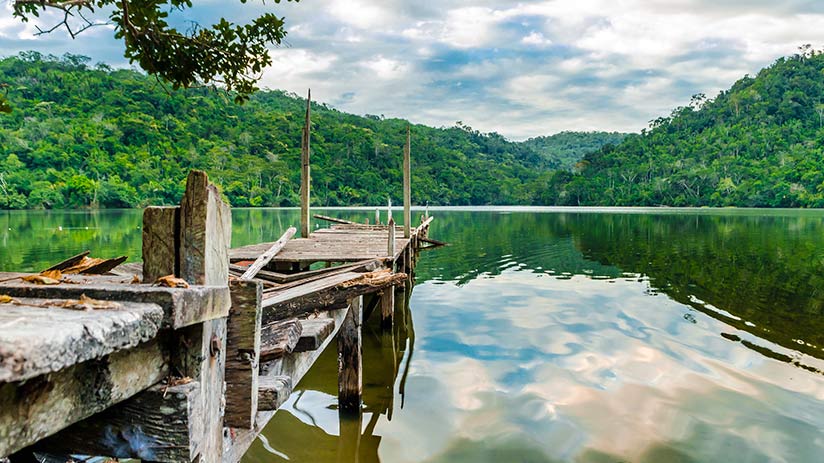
[0,97,439,462]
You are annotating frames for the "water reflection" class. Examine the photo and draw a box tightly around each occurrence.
[2,208,824,461]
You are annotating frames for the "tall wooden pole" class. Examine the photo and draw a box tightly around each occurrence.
[403,125,411,239]
[300,89,311,238]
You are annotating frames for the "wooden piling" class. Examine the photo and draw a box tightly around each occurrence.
[224,280,263,429]
[380,289,394,330]
[375,208,380,225]
[142,206,179,283]
[387,218,396,259]
[403,125,411,239]
[300,90,312,238]
[338,296,362,414]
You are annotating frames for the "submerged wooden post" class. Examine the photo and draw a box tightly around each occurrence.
[380,289,394,330]
[338,296,363,414]
[403,125,411,239]
[300,89,312,238]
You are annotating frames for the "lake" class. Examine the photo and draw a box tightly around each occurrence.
[2,208,823,462]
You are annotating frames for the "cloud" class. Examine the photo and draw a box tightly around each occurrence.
[1,0,824,139]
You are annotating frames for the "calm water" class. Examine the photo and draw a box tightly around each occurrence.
[2,208,824,462]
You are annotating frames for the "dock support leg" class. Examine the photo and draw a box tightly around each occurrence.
[338,296,362,414]
[380,289,394,330]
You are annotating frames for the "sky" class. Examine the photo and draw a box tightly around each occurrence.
[2,0,824,140]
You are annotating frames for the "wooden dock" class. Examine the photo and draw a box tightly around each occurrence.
[0,170,437,462]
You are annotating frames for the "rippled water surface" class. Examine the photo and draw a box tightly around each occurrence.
[3,208,824,462]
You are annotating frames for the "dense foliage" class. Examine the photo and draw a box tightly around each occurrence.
[522,131,626,170]
[0,53,571,209]
[544,50,824,207]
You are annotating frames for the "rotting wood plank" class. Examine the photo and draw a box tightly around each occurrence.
[33,380,202,462]
[225,280,263,429]
[0,298,164,383]
[142,206,180,283]
[257,375,293,411]
[260,319,302,361]
[294,318,335,353]
[222,308,347,463]
[0,279,230,329]
[0,338,168,458]
[261,259,384,294]
[313,214,358,225]
[240,227,296,281]
[261,270,406,323]
[44,250,90,272]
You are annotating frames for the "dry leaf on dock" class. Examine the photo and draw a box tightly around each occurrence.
[131,275,141,284]
[58,294,122,311]
[154,275,190,288]
[21,274,61,285]
[0,294,19,304]
[40,269,63,280]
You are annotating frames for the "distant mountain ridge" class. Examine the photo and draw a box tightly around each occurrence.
[522,131,627,170]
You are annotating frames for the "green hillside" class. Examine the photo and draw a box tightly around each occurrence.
[0,52,556,209]
[545,50,824,207]
[522,131,626,170]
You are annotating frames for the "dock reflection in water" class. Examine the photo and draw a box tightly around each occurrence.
[241,209,824,463]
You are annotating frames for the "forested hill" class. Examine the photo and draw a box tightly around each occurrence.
[1,53,574,209]
[523,131,626,170]
[545,50,824,207]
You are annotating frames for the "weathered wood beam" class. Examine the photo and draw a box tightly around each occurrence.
[380,289,394,330]
[403,125,412,239]
[0,338,168,458]
[260,319,302,362]
[224,280,263,430]
[239,227,296,281]
[388,218,396,258]
[261,270,406,323]
[293,318,335,353]
[0,299,163,383]
[261,259,384,294]
[179,170,232,287]
[338,296,362,414]
[142,206,180,283]
[257,375,292,411]
[43,250,90,272]
[419,236,446,247]
[32,380,202,462]
[418,215,435,230]
[0,281,231,330]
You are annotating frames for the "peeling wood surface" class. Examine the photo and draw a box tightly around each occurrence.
[257,375,293,411]
[0,298,163,383]
[142,206,180,283]
[294,318,335,353]
[225,280,263,429]
[260,319,302,361]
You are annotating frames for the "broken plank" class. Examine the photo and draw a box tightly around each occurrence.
[293,318,335,353]
[261,259,385,294]
[0,338,168,458]
[0,280,230,329]
[240,227,296,281]
[312,214,358,225]
[43,250,90,272]
[0,298,164,383]
[257,375,293,411]
[260,319,302,362]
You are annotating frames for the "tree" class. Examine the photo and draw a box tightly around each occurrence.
[3,0,299,111]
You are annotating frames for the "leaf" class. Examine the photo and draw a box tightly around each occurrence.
[63,256,106,274]
[22,274,61,285]
[0,294,19,304]
[40,269,63,280]
[58,294,122,311]
[154,275,190,288]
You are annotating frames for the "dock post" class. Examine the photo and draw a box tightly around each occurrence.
[387,217,396,263]
[380,288,394,330]
[338,296,363,414]
[224,280,263,429]
[375,208,380,225]
[403,126,411,239]
[300,89,311,238]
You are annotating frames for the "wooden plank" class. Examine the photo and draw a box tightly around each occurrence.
[0,298,164,383]
[33,380,202,462]
[179,170,232,287]
[338,296,362,413]
[313,214,358,225]
[294,318,335,353]
[142,206,180,283]
[262,270,407,323]
[240,227,296,280]
[0,280,231,330]
[0,338,168,458]
[257,375,292,411]
[260,319,302,361]
[224,280,263,429]
[221,308,347,463]
[261,259,384,294]
[44,250,90,272]
[404,125,412,239]
[419,215,434,230]
[300,90,311,238]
